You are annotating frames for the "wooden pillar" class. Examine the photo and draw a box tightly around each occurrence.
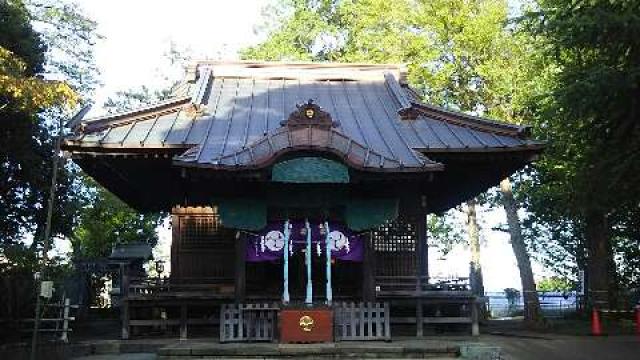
[417,212,428,280]
[235,232,246,303]
[362,232,376,302]
[415,211,428,337]
[61,298,70,343]
[179,304,188,340]
[120,263,130,340]
[170,207,182,280]
[471,300,480,336]
[416,298,424,337]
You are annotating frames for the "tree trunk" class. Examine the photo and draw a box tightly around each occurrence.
[584,210,614,309]
[500,178,543,324]
[466,198,484,296]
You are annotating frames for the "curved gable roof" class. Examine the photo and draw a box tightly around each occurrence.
[63,61,543,172]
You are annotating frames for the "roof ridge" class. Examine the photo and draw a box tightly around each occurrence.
[75,96,191,133]
[188,61,408,83]
[191,60,406,69]
[410,102,530,137]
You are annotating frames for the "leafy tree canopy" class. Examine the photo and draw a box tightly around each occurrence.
[537,276,573,292]
[0,0,77,113]
[1,0,99,264]
[71,178,163,259]
[518,0,640,292]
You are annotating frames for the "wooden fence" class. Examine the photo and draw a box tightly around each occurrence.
[334,302,391,341]
[219,302,391,342]
[220,303,279,342]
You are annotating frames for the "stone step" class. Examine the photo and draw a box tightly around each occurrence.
[157,342,460,359]
[158,358,457,360]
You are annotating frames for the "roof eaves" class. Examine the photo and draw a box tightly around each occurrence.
[411,103,530,137]
[73,96,191,132]
[415,142,545,153]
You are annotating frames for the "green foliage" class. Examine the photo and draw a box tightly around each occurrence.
[71,178,163,259]
[0,0,45,73]
[241,0,343,61]
[427,211,465,255]
[245,0,543,118]
[103,86,173,114]
[25,0,102,94]
[524,0,640,211]
[1,0,99,266]
[0,0,87,247]
[537,276,573,292]
[0,1,76,112]
[244,0,542,255]
[519,0,640,290]
[69,82,178,260]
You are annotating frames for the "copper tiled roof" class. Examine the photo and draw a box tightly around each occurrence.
[63,61,543,172]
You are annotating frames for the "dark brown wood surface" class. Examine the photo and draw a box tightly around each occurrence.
[171,206,235,285]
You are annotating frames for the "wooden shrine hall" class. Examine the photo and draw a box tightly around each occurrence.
[62,62,543,342]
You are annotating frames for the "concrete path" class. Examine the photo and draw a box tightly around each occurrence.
[72,354,156,360]
[483,334,639,360]
[67,335,639,360]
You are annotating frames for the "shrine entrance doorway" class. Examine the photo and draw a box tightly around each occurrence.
[246,249,363,301]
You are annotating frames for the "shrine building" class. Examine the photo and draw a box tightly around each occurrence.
[62,62,543,342]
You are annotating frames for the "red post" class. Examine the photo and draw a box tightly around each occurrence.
[591,308,602,336]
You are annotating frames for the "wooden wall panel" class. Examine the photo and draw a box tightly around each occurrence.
[171,206,236,283]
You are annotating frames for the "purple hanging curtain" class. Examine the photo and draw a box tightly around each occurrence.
[245,221,363,262]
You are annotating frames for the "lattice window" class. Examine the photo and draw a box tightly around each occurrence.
[373,219,417,277]
[372,220,416,252]
[172,207,236,281]
[180,214,234,250]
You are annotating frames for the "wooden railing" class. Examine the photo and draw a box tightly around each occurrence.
[125,276,235,298]
[375,276,471,297]
[375,275,478,336]
[20,298,77,342]
[120,276,235,340]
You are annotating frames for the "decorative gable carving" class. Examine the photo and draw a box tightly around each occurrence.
[281,99,339,129]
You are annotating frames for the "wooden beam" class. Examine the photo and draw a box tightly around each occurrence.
[392,316,473,324]
[235,232,247,302]
[121,263,130,340]
[415,211,428,337]
[170,209,181,279]
[471,300,480,336]
[362,232,376,302]
[180,304,188,340]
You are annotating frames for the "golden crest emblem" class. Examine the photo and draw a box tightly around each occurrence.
[299,315,314,332]
[305,108,315,119]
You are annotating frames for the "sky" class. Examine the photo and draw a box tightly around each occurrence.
[64,0,552,292]
[80,0,271,116]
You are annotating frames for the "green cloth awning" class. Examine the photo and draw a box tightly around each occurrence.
[217,157,397,231]
[271,157,350,183]
[218,196,398,232]
[345,198,399,231]
[218,198,267,231]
